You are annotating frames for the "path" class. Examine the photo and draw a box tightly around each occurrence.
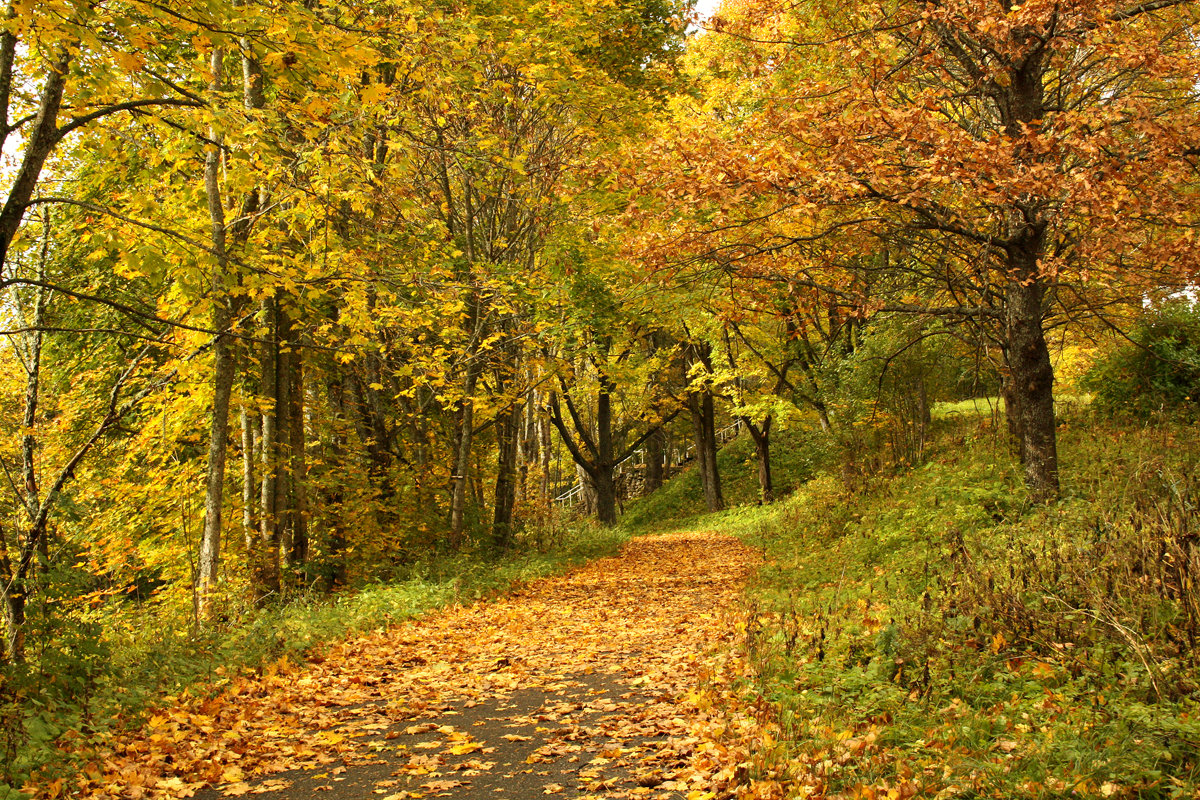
[56,531,759,800]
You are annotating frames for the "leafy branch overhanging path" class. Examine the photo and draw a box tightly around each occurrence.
[47,532,762,800]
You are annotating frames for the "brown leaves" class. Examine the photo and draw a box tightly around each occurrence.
[30,531,758,800]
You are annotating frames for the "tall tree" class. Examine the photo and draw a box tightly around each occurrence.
[633,0,1200,502]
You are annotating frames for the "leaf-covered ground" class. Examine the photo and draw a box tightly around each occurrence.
[34,531,771,800]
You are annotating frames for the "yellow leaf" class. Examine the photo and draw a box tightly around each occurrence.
[116,51,144,71]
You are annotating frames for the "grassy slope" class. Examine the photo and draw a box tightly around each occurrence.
[630,409,1200,799]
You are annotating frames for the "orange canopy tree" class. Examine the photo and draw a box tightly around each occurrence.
[632,0,1200,502]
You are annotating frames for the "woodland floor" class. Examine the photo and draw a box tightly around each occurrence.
[42,531,762,800]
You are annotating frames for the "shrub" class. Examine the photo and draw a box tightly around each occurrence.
[1085,301,1200,417]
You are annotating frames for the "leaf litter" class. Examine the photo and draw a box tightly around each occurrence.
[28,531,793,800]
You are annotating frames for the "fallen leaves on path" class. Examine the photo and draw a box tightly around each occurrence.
[28,531,784,800]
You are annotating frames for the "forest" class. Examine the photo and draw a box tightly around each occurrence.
[2,0,1200,797]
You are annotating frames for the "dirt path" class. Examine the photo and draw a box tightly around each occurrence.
[52,530,760,800]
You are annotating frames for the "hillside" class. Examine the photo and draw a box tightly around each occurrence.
[654,405,1200,799]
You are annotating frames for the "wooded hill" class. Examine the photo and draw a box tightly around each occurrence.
[2,0,1200,795]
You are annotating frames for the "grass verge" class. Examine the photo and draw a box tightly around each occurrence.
[724,411,1200,799]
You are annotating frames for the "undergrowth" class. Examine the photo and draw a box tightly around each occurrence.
[622,426,828,530]
[736,410,1200,799]
[0,520,625,793]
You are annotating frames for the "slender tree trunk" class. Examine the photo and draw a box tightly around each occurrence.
[815,402,833,434]
[0,45,71,278]
[1,577,24,664]
[745,416,773,503]
[689,392,724,512]
[196,48,233,619]
[0,525,23,663]
[274,310,293,573]
[0,525,13,662]
[256,293,280,597]
[449,366,480,546]
[21,213,48,561]
[325,374,350,590]
[285,346,308,573]
[492,400,522,549]
[518,392,538,506]
[539,413,553,500]
[241,404,256,549]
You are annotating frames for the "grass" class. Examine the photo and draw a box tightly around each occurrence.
[621,425,828,531]
[717,406,1200,799]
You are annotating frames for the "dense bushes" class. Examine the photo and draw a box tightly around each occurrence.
[1085,302,1200,417]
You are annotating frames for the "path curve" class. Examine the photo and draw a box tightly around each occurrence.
[50,530,758,800]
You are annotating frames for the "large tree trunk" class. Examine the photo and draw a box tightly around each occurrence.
[1005,242,1059,503]
[593,381,619,525]
[689,391,724,512]
[999,364,1024,460]
[593,467,618,526]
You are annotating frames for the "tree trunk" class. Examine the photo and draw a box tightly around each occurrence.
[256,293,281,598]
[449,365,480,546]
[274,311,293,574]
[1005,245,1059,503]
[197,310,234,616]
[285,346,308,574]
[1,575,24,664]
[492,400,522,549]
[689,392,724,512]
[241,404,256,549]
[325,375,350,590]
[196,46,232,619]
[999,367,1024,460]
[0,46,71,279]
[539,413,553,501]
[644,426,665,495]
[593,467,618,526]
[745,416,773,503]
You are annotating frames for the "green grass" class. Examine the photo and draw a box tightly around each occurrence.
[710,412,1200,799]
[621,426,828,530]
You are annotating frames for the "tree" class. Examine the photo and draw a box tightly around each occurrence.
[631,0,1200,502]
